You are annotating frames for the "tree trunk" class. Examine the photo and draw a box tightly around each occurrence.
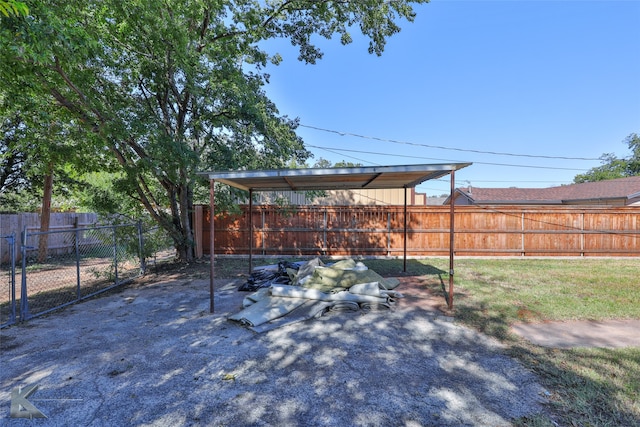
[162,177,195,264]
[38,162,54,263]
[174,184,193,263]
[178,173,194,263]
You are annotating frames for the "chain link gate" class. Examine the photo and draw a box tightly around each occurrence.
[0,233,17,328]
[17,223,147,321]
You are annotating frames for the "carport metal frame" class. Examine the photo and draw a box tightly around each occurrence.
[199,163,471,313]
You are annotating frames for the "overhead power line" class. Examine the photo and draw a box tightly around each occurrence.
[300,124,602,161]
[307,144,591,172]
[313,145,382,166]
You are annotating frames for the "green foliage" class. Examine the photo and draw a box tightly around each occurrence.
[0,94,102,212]
[0,112,29,197]
[574,133,640,183]
[140,225,174,261]
[0,190,41,212]
[333,160,363,167]
[313,158,333,169]
[0,0,28,18]
[1,0,428,260]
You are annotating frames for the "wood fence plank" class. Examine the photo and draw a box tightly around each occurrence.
[200,205,640,257]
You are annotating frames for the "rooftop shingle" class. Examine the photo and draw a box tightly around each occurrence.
[456,176,640,204]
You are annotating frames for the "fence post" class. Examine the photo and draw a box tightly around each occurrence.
[521,212,525,256]
[8,233,17,324]
[194,206,203,259]
[387,212,391,257]
[112,226,119,285]
[20,227,30,321]
[75,217,81,300]
[323,208,327,255]
[137,221,146,275]
[261,209,265,256]
[580,212,585,257]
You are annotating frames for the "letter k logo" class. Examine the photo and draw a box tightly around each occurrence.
[10,385,47,419]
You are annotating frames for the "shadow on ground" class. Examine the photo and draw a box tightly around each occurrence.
[419,264,640,427]
[0,271,547,426]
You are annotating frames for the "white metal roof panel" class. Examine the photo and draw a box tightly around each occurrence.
[199,163,472,192]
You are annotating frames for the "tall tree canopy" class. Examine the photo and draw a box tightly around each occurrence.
[574,133,640,183]
[0,0,427,261]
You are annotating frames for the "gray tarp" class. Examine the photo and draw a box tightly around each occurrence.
[228,295,308,327]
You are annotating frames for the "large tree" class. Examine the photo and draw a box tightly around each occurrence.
[574,133,640,183]
[0,0,427,261]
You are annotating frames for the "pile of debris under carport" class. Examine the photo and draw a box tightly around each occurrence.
[229,258,403,333]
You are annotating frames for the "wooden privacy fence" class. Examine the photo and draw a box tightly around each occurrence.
[0,213,99,263]
[194,205,640,257]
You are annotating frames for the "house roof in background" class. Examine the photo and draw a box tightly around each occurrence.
[199,163,472,192]
[456,176,640,204]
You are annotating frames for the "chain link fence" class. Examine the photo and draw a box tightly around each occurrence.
[1,222,174,327]
[1,234,17,328]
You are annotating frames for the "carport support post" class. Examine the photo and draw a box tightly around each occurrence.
[209,178,215,313]
[449,170,455,310]
[403,186,408,273]
[248,189,253,274]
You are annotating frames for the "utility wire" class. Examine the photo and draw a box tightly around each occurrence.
[301,127,636,240]
[308,144,591,172]
[301,124,603,161]
[313,145,382,166]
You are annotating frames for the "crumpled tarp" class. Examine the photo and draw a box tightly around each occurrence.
[227,295,308,328]
[301,260,400,293]
[270,283,401,303]
[228,258,403,332]
[238,260,304,292]
[248,300,335,334]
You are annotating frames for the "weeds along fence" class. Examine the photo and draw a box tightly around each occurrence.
[0,223,172,328]
[195,205,640,257]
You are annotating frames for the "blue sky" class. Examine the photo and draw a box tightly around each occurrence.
[261,0,640,196]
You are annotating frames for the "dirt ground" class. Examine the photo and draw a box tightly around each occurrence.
[0,266,548,426]
[0,255,146,328]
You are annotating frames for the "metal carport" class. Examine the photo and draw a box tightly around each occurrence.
[199,162,471,313]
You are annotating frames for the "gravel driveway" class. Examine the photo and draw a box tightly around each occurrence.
[0,275,547,426]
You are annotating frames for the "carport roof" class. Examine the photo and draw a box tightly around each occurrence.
[199,162,472,192]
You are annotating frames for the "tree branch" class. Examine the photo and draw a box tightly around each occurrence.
[50,56,108,126]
